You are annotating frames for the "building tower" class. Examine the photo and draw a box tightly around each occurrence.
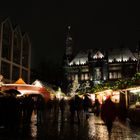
[62,26,73,92]
[65,26,73,64]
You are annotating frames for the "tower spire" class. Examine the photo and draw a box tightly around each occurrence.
[65,25,73,62]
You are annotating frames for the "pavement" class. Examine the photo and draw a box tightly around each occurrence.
[0,108,140,140]
[31,109,140,140]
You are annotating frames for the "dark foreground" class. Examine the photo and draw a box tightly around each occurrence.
[0,108,140,140]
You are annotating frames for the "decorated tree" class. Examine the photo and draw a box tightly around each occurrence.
[70,77,80,96]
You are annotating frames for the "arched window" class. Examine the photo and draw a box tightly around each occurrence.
[22,34,30,67]
[2,19,12,60]
[13,27,22,64]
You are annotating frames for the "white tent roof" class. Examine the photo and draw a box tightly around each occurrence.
[32,79,44,88]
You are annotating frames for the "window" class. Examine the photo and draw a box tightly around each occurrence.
[13,30,21,64]
[85,73,89,80]
[22,35,29,67]
[12,65,20,81]
[118,72,121,78]
[1,61,10,79]
[22,69,28,83]
[109,72,122,79]
[75,74,78,81]
[95,68,101,80]
[72,75,74,81]
[81,74,84,80]
[2,21,12,60]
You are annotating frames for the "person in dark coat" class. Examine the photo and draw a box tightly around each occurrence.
[59,97,65,119]
[83,94,90,119]
[36,95,45,124]
[93,98,100,116]
[69,97,75,123]
[74,95,82,123]
[101,96,117,136]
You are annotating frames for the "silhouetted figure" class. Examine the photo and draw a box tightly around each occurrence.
[83,94,90,119]
[36,95,46,124]
[101,96,117,136]
[74,95,82,124]
[0,95,20,129]
[93,98,100,116]
[22,95,34,125]
[59,98,65,120]
[69,97,75,123]
[53,97,59,122]
[46,98,52,113]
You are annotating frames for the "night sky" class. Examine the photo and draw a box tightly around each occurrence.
[0,0,140,70]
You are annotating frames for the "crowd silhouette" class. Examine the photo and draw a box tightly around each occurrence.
[0,91,120,139]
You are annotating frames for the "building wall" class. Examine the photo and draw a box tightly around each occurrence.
[0,18,31,84]
[64,51,137,86]
[63,26,138,91]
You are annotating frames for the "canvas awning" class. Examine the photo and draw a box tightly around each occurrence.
[14,78,26,84]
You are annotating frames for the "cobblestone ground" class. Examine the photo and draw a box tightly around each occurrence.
[0,109,140,140]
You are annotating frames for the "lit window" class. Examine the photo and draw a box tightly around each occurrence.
[109,72,112,79]
[81,74,84,80]
[75,74,78,81]
[118,72,121,78]
[85,73,89,80]
[72,75,74,81]
[114,72,117,79]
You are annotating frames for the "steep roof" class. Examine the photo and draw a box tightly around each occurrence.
[108,47,137,62]
[69,50,88,65]
[14,78,26,84]
[69,47,137,66]
[69,49,105,65]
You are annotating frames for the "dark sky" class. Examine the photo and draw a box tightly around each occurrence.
[1,0,140,69]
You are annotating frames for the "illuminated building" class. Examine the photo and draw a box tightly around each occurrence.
[63,26,138,88]
[0,18,31,83]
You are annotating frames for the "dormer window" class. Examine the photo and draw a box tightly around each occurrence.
[93,51,104,59]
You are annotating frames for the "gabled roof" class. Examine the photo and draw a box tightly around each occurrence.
[14,78,26,84]
[69,47,137,66]
[69,50,88,65]
[93,51,104,59]
[69,49,105,65]
[108,47,137,62]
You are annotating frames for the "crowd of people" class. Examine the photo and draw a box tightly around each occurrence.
[0,91,118,135]
[45,93,117,133]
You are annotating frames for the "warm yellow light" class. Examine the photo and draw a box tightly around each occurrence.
[130,89,140,93]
